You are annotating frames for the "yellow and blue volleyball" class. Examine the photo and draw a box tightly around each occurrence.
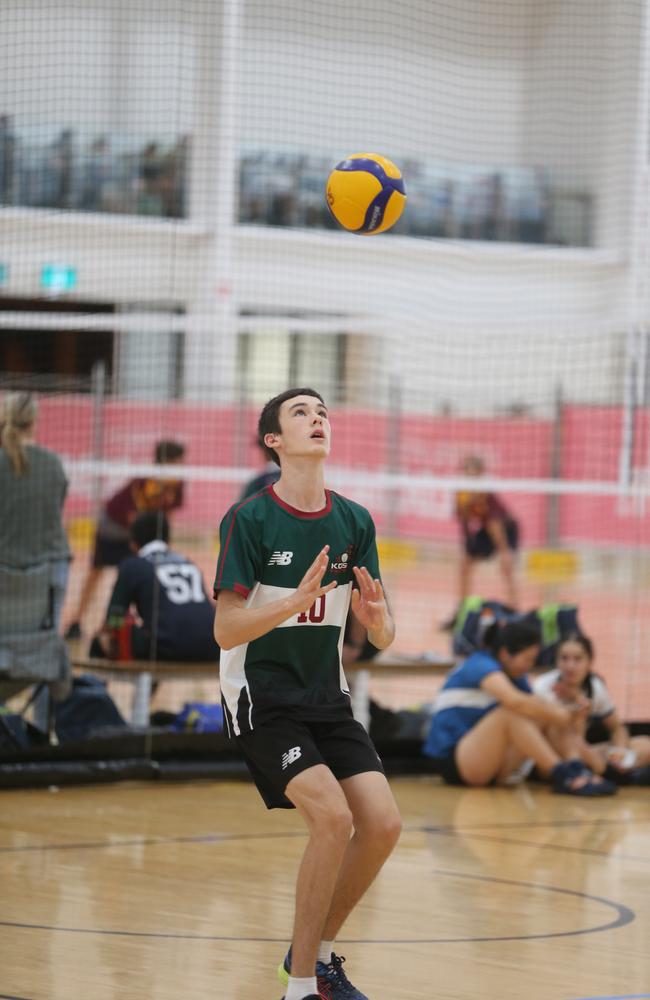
[326,153,406,235]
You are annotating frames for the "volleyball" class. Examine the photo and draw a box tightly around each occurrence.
[326,153,406,235]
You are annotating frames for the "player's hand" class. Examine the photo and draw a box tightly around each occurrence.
[552,679,580,704]
[293,545,338,614]
[350,566,388,632]
[568,695,591,728]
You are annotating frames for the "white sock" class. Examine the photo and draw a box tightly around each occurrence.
[318,939,335,965]
[285,975,318,1000]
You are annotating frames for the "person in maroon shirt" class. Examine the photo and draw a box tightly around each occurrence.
[442,454,520,630]
[65,440,185,639]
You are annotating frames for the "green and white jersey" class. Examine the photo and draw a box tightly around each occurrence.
[213,485,381,735]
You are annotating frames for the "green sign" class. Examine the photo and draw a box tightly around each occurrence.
[0,263,7,286]
[41,264,77,292]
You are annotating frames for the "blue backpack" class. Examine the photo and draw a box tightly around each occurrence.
[171,702,224,734]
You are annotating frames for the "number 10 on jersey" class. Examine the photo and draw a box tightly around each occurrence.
[297,594,326,624]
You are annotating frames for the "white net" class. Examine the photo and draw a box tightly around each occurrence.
[1,0,649,727]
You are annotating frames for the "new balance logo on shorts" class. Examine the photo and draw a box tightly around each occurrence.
[268,551,293,566]
[281,746,302,770]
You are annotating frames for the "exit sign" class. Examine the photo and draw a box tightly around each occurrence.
[41,264,77,292]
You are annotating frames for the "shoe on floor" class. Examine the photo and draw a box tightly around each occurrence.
[316,953,368,999]
[279,946,366,998]
[552,759,616,796]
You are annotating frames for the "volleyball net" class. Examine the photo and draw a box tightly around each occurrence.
[1,0,649,725]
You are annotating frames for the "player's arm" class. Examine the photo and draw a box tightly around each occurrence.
[480,671,576,726]
[350,566,395,650]
[214,545,337,650]
[94,564,136,657]
[104,564,134,629]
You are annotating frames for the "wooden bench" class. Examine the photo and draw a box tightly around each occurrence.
[72,654,454,729]
[71,658,219,727]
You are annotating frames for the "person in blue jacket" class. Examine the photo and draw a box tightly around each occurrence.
[423,621,616,796]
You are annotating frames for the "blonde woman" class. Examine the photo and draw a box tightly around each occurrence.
[0,391,71,628]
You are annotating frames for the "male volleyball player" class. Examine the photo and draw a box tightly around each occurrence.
[213,388,401,1000]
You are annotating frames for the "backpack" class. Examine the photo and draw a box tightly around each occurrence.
[171,702,224,734]
[452,596,582,665]
[54,674,128,742]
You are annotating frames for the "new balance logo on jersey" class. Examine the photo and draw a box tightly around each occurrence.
[281,746,302,770]
[268,551,293,566]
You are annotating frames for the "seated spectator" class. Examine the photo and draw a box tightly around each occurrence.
[80,136,112,212]
[0,114,16,205]
[533,633,650,778]
[66,439,185,638]
[90,512,218,663]
[138,142,164,214]
[422,621,616,795]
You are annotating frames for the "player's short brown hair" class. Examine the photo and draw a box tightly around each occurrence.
[258,387,325,466]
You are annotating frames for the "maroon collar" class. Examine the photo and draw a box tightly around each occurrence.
[268,484,333,519]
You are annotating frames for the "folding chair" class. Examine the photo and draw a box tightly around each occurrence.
[0,563,72,746]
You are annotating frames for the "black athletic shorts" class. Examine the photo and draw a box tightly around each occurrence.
[431,751,496,787]
[236,712,385,809]
[465,517,519,560]
[431,752,467,786]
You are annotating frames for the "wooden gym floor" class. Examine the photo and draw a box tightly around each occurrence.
[1,778,648,1000]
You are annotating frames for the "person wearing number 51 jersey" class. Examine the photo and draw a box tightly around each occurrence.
[90,511,218,663]
[213,387,401,1000]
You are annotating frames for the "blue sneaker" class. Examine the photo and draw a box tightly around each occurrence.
[280,948,329,995]
[316,953,368,1000]
[278,948,367,998]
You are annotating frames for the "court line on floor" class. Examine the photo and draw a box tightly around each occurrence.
[0,830,308,854]
[422,826,650,864]
[0,816,646,856]
[0,866,634,945]
[0,818,648,864]
[569,995,650,999]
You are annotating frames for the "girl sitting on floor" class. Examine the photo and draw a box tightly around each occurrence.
[533,633,650,781]
[423,621,616,796]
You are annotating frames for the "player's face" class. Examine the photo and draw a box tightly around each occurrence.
[557,641,591,685]
[501,644,540,677]
[270,395,331,462]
